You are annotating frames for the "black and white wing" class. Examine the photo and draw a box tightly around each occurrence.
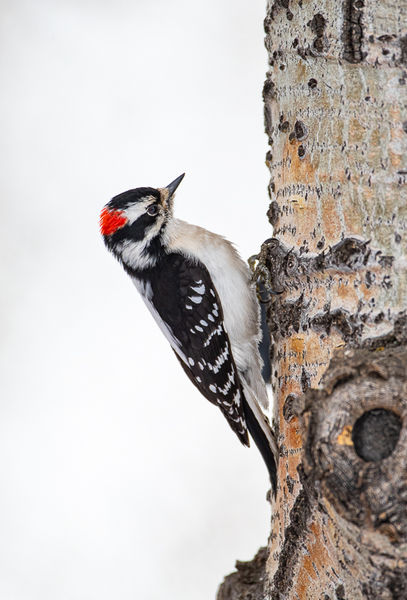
[134,253,249,445]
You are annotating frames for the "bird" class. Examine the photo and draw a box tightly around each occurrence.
[100,174,278,495]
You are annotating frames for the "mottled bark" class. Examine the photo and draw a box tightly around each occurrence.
[217,548,268,600]
[218,0,407,598]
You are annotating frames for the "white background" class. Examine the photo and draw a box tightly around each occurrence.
[0,1,273,598]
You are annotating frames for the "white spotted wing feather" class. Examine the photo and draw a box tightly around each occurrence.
[131,253,249,445]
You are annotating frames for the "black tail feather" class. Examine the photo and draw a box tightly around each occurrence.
[243,399,277,497]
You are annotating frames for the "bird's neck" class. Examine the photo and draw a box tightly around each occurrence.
[116,234,166,277]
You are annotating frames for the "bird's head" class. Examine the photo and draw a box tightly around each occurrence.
[100,173,185,270]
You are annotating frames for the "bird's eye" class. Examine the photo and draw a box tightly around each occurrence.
[146,204,159,216]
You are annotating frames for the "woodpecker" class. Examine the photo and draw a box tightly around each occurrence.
[100,174,278,495]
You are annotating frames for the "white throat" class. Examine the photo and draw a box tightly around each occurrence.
[115,238,159,270]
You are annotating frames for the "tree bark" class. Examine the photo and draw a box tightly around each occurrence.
[218,1,407,598]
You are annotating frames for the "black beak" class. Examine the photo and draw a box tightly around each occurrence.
[165,173,185,198]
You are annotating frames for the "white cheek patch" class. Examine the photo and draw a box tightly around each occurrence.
[144,217,165,244]
[125,196,157,224]
[120,239,157,269]
[125,203,147,224]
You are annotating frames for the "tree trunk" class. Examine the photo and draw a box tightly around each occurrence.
[218,1,407,598]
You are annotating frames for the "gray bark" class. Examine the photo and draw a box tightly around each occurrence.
[218,1,407,598]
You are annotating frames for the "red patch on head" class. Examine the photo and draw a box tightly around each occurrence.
[100,207,127,236]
